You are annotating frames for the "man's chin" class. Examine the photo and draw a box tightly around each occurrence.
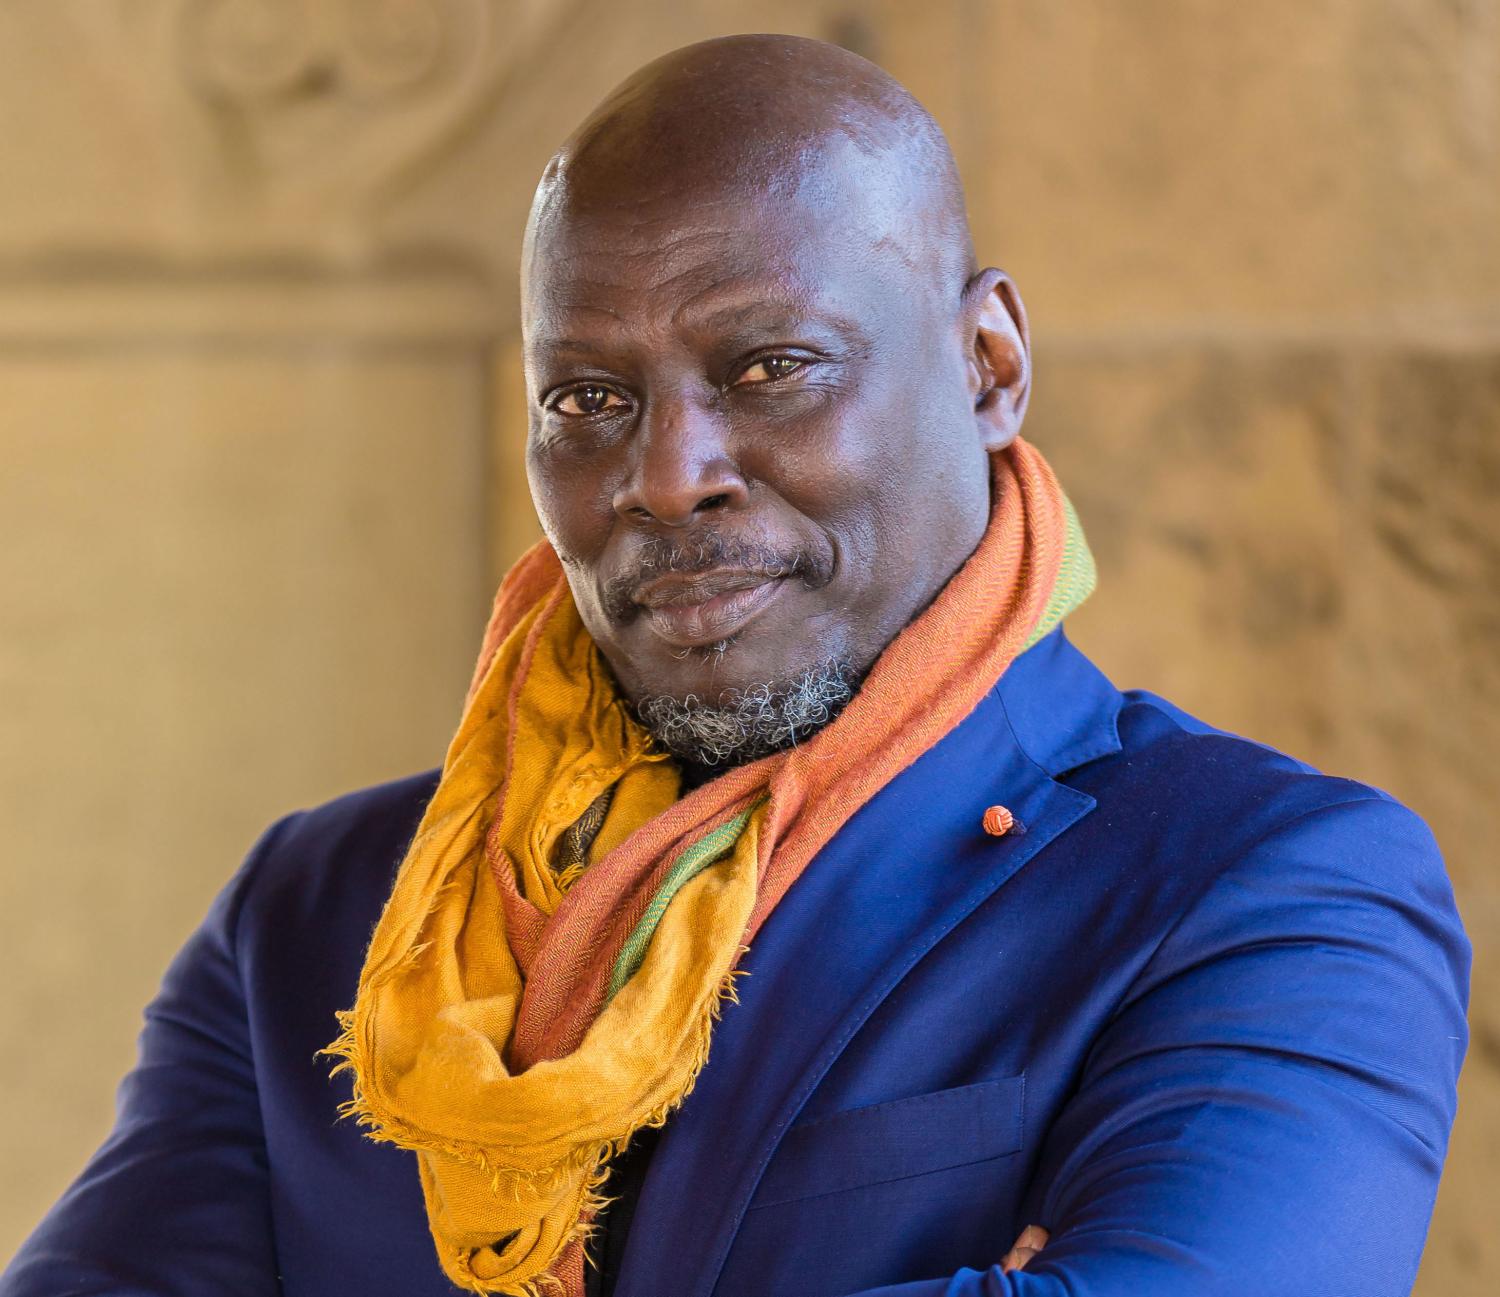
[618,632,837,709]
[629,650,863,772]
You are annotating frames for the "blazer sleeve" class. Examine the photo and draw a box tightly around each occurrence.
[854,793,1471,1297]
[0,816,302,1297]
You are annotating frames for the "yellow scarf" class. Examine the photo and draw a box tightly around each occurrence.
[325,439,1094,1295]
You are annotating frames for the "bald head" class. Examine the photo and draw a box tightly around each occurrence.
[525,34,976,300]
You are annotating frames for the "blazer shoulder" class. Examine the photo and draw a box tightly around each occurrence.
[1091,688,1457,925]
[1016,632,1410,839]
[1110,685,1411,818]
[232,769,441,944]
[269,768,441,858]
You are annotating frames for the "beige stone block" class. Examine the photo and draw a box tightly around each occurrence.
[1028,344,1351,755]
[865,0,1500,335]
[0,344,488,1255]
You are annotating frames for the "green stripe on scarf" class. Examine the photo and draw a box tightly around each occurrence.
[607,801,765,1000]
[1026,493,1095,649]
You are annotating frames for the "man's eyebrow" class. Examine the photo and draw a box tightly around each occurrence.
[530,311,867,353]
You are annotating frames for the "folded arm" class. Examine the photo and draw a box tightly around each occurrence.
[856,795,1470,1297]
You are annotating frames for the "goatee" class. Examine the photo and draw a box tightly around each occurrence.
[633,657,862,773]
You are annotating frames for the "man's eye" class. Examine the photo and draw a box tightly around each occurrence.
[735,356,804,385]
[554,385,625,416]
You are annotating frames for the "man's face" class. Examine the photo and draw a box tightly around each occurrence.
[522,154,1002,711]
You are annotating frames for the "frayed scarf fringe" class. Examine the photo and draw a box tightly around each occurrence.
[323,954,750,1295]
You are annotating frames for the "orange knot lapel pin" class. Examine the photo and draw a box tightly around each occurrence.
[982,804,1017,837]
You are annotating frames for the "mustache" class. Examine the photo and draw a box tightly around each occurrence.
[603,530,828,620]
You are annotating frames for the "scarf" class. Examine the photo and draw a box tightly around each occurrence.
[325,438,1094,1295]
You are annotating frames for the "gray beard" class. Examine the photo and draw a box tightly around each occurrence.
[634,657,861,772]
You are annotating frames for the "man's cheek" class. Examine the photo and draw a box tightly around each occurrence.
[535,478,618,565]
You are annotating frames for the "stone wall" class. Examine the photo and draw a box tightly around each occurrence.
[2,2,1494,1290]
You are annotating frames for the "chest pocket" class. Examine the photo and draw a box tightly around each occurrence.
[750,1075,1026,1210]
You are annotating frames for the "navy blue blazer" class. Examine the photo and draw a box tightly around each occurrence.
[3,628,1469,1297]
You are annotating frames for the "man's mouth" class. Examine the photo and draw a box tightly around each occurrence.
[632,568,787,649]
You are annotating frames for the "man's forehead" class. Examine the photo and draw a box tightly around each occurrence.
[531,130,901,259]
[524,169,933,344]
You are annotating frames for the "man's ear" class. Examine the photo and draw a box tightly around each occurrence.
[962,268,1031,452]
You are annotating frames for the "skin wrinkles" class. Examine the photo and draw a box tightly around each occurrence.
[520,32,1032,733]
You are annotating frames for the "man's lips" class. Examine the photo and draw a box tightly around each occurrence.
[631,568,788,648]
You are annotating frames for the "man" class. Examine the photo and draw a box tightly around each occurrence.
[4,34,1468,1297]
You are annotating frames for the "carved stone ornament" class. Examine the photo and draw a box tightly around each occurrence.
[130,0,573,255]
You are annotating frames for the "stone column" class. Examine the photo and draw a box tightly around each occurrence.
[0,0,524,1249]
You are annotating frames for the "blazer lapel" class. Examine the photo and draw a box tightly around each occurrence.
[615,650,1113,1297]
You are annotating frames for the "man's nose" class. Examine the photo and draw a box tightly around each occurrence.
[613,396,749,527]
